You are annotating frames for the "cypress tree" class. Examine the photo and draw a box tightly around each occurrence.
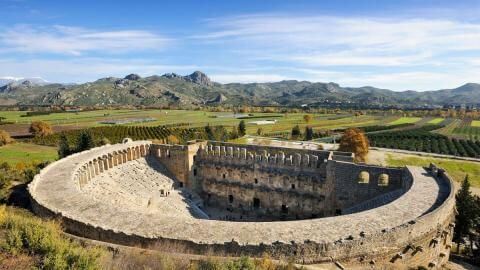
[76,130,95,152]
[238,120,246,137]
[454,175,476,252]
[58,134,71,158]
[291,125,301,139]
[305,126,314,141]
[205,124,215,141]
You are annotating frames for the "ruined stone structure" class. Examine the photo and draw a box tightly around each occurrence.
[29,140,455,269]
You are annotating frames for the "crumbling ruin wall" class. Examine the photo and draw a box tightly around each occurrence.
[193,142,407,219]
[194,143,333,219]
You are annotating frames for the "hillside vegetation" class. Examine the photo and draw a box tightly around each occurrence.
[2,71,480,108]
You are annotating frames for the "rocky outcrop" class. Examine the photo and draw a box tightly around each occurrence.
[207,93,227,104]
[124,74,141,81]
[184,71,212,86]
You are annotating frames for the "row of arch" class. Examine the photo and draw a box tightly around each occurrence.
[73,143,151,189]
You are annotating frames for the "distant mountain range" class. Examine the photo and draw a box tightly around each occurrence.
[0,77,49,87]
[0,71,479,108]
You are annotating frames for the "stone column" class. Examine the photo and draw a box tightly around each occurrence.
[127,148,132,161]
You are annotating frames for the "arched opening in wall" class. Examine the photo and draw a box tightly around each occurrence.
[378,174,389,186]
[253,198,260,209]
[291,184,296,190]
[193,168,197,176]
[179,182,184,188]
[254,178,258,184]
[223,173,226,179]
[358,171,370,184]
[281,204,288,214]
[228,195,233,204]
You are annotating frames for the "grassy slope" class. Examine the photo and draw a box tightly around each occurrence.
[385,153,480,187]
[0,143,57,165]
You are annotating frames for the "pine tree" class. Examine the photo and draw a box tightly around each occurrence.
[238,120,246,137]
[291,125,301,139]
[304,126,314,141]
[454,175,477,252]
[205,125,215,141]
[58,134,71,158]
[76,130,95,152]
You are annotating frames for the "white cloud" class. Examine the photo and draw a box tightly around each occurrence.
[198,14,480,68]
[0,25,171,55]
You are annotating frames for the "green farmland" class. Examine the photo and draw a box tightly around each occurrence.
[0,143,57,165]
[387,117,422,125]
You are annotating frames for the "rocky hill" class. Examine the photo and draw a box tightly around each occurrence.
[0,71,479,108]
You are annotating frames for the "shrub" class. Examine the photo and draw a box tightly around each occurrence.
[0,206,104,269]
[29,121,53,137]
[0,129,13,146]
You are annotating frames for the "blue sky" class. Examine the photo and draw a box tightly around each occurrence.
[0,0,479,91]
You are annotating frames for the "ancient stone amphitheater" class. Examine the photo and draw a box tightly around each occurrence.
[29,140,455,269]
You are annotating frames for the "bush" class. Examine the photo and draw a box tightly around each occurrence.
[0,206,104,269]
[29,121,53,137]
[0,129,13,146]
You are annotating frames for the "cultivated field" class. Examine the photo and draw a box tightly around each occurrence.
[387,117,422,125]
[1,110,385,135]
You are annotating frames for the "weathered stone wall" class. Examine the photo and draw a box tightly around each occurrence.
[30,164,455,269]
[328,160,406,212]
[192,142,406,219]
[194,143,333,219]
[28,141,456,269]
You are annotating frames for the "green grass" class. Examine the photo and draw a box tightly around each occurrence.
[386,153,480,187]
[472,120,480,127]
[427,118,445,124]
[388,117,422,125]
[0,143,57,165]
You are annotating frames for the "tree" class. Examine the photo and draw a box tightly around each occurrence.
[304,126,314,141]
[238,120,246,137]
[229,129,239,140]
[256,128,263,136]
[0,116,6,123]
[453,175,477,252]
[76,130,95,152]
[338,128,369,162]
[0,130,13,146]
[303,114,313,123]
[29,121,53,137]
[205,125,215,141]
[99,137,111,145]
[166,135,180,144]
[291,125,301,139]
[58,134,71,158]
